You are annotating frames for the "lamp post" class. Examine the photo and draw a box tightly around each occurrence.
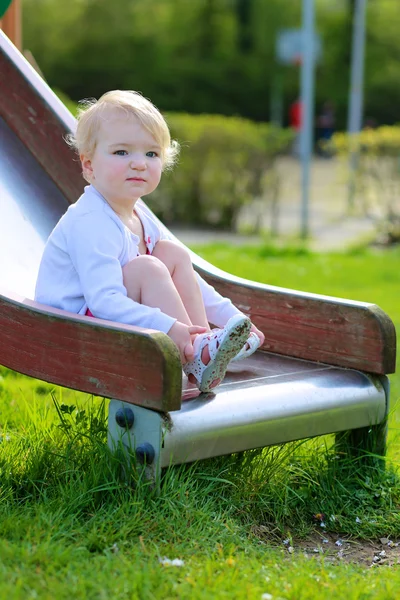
[299,0,316,239]
[347,0,367,209]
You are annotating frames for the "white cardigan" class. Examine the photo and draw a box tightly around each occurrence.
[35,185,242,333]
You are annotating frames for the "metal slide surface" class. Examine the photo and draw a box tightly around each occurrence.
[0,115,68,297]
[0,31,74,298]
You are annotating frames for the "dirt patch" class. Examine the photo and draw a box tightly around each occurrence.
[251,526,400,568]
[293,533,400,567]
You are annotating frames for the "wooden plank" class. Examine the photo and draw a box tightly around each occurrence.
[0,293,183,412]
[196,265,396,375]
[0,43,84,203]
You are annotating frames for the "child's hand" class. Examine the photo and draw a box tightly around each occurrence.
[168,322,207,364]
[250,323,265,346]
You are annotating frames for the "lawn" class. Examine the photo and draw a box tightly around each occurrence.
[0,244,399,599]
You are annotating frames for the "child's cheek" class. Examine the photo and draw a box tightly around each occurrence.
[110,160,128,177]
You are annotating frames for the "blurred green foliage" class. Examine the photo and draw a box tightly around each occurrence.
[151,113,292,228]
[333,126,400,244]
[22,0,400,127]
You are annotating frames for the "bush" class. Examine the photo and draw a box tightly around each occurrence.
[333,126,400,157]
[150,113,293,229]
[332,126,400,244]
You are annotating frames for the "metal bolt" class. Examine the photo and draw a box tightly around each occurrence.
[136,443,155,465]
[115,407,135,429]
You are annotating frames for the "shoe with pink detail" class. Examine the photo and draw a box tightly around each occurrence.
[230,331,261,362]
[183,314,251,393]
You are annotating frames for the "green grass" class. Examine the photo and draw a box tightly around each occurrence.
[1,244,400,599]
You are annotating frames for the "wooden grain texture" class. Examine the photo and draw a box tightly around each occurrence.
[196,265,396,375]
[0,46,84,203]
[0,293,183,412]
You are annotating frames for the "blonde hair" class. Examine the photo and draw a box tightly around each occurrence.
[66,90,179,171]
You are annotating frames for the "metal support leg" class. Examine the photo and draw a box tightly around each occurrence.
[335,419,388,469]
[108,399,164,487]
[335,375,389,470]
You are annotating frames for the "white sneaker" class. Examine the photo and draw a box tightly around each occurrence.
[183,314,251,393]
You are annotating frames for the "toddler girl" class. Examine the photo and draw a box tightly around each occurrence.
[35,90,264,393]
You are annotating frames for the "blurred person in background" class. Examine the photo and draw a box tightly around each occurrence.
[289,98,302,157]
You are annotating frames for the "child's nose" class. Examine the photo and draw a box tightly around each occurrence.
[130,155,146,170]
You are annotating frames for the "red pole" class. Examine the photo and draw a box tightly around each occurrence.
[0,0,22,50]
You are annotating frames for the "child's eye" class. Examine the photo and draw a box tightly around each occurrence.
[146,151,158,158]
[114,150,128,156]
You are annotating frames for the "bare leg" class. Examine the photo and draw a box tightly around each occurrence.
[152,240,210,330]
[123,253,211,381]
[152,241,253,356]
[122,255,191,325]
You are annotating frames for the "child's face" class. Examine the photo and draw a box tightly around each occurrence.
[81,112,163,204]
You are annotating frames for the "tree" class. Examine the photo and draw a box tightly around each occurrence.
[21,0,400,126]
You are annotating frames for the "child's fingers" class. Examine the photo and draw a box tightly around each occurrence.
[257,330,265,345]
[187,325,207,335]
[250,323,265,345]
[183,341,195,363]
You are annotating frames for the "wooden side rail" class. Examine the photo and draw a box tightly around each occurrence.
[0,293,182,412]
[193,259,396,376]
[0,32,85,203]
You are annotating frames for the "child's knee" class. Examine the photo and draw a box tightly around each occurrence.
[122,254,169,282]
[153,239,190,262]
